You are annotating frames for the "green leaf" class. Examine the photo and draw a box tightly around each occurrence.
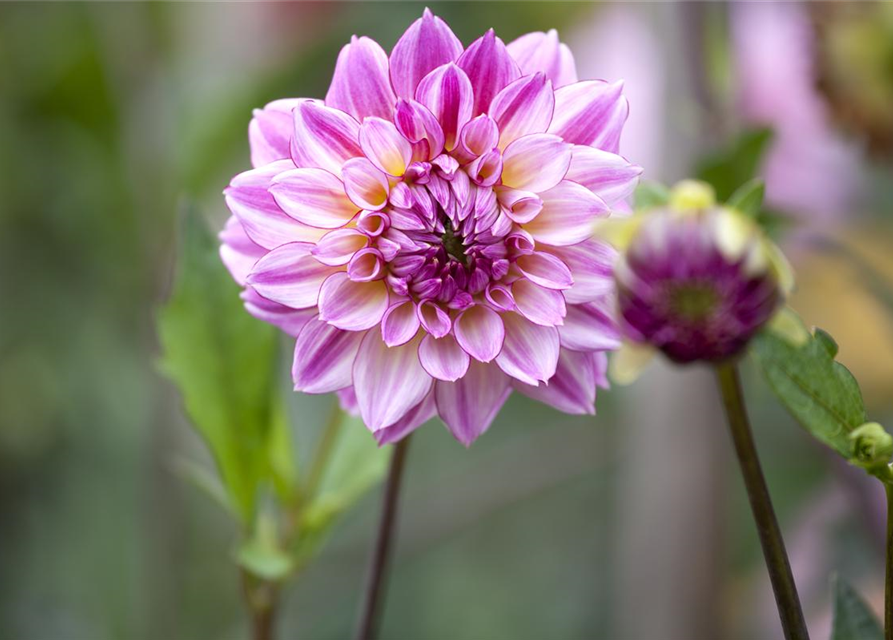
[726,178,765,217]
[634,180,671,209]
[696,127,774,201]
[752,311,867,459]
[236,513,294,581]
[171,456,235,518]
[158,204,295,524]
[830,575,883,640]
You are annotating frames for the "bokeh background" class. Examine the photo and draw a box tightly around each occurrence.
[2,2,892,639]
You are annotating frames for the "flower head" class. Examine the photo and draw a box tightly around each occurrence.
[613,181,789,367]
[221,10,640,445]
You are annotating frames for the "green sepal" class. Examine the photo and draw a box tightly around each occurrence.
[830,575,883,640]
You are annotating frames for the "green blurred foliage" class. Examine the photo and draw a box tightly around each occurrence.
[830,576,884,640]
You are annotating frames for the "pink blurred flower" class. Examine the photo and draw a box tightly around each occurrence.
[221,10,640,446]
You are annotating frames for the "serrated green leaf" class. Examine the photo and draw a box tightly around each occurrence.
[726,178,765,217]
[830,575,883,640]
[696,127,774,201]
[752,312,867,459]
[158,204,295,524]
[634,180,671,209]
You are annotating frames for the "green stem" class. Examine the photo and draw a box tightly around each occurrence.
[715,363,810,640]
[885,483,893,640]
[304,399,345,499]
[240,569,278,640]
[354,435,413,640]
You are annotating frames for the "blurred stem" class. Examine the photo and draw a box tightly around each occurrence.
[354,435,413,640]
[715,363,810,640]
[885,483,893,640]
[304,399,345,499]
[241,569,278,640]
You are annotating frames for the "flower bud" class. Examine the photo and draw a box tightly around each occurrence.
[615,181,786,363]
[849,422,893,471]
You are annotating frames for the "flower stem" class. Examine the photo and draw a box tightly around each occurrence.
[714,362,810,640]
[885,483,893,640]
[354,435,413,640]
[240,569,278,640]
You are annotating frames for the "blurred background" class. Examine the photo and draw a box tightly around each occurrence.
[1,2,892,638]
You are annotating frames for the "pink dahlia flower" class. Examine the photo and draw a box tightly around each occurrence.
[221,9,641,446]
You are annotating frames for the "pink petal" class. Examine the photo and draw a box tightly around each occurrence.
[242,288,316,337]
[337,386,359,415]
[292,316,366,393]
[458,114,499,159]
[565,146,643,207]
[374,391,437,445]
[546,239,616,304]
[497,188,543,224]
[418,333,470,381]
[558,298,622,352]
[454,305,505,362]
[516,251,573,290]
[506,30,578,88]
[485,284,515,311]
[249,99,304,168]
[381,299,421,347]
[390,8,464,100]
[489,73,555,148]
[291,102,362,176]
[246,242,337,309]
[415,63,474,151]
[357,210,389,237]
[501,133,571,193]
[457,29,521,116]
[347,247,385,282]
[394,99,445,161]
[354,331,434,431]
[224,161,327,249]
[522,179,609,246]
[417,300,451,338]
[511,278,567,327]
[325,36,396,121]
[341,157,390,211]
[495,312,560,385]
[317,272,389,331]
[270,168,358,229]
[311,228,368,266]
[434,360,511,446]
[513,348,598,415]
[219,216,265,286]
[359,117,413,177]
[466,148,502,187]
[548,80,628,153]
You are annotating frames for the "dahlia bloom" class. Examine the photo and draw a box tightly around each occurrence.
[612,182,791,372]
[221,10,641,445]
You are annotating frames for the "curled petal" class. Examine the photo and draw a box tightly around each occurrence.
[246,242,337,309]
[242,288,316,337]
[523,180,610,246]
[359,117,413,177]
[291,102,362,176]
[342,157,390,211]
[506,30,578,88]
[357,210,389,237]
[249,99,305,168]
[224,161,327,249]
[497,188,543,224]
[516,251,574,290]
[457,29,520,115]
[417,300,451,338]
[292,316,366,393]
[270,168,358,228]
[354,331,433,431]
[501,133,571,193]
[489,73,555,149]
[318,272,389,331]
[394,99,445,161]
[374,391,437,445]
[419,333,470,381]
[466,148,502,187]
[485,284,515,311]
[558,298,622,351]
[454,305,505,362]
[311,228,368,266]
[347,248,385,282]
[548,80,629,153]
[513,349,598,415]
[511,278,567,327]
[495,312,560,385]
[325,36,396,121]
[381,299,420,346]
[547,239,616,303]
[459,114,499,159]
[565,146,643,207]
[435,360,511,446]
[416,63,474,151]
[390,8,464,100]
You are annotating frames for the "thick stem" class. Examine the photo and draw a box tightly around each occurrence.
[885,484,893,640]
[354,435,413,640]
[715,363,810,640]
[250,605,275,640]
[241,570,278,640]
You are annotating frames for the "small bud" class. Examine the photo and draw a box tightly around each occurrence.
[849,422,893,471]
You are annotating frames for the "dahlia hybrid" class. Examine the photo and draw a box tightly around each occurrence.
[221,10,640,446]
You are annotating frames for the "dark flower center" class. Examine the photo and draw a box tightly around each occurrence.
[440,218,468,266]
[667,283,719,322]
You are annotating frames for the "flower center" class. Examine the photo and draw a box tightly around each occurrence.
[667,283,719,321]
[440,218,468,266]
